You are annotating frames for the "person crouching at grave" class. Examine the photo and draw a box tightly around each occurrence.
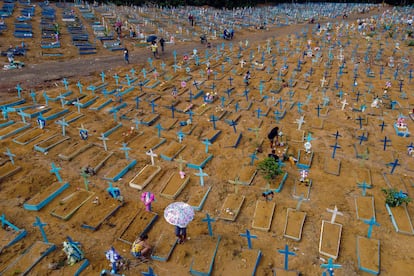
[131,234,152,260]
[262,191,274,201]
[83,165,96,176]
[267,126,279,148]
[268,149,279,161]
[244,71,251,85]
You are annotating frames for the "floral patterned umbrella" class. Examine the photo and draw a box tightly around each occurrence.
[164,202,194,228]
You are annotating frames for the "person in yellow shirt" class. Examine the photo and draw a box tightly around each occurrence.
[131,234,151,259]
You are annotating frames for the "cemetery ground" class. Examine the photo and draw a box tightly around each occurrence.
[1,2,414,276]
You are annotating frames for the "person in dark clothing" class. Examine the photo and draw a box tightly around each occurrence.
[268,149,279,161]
[267,126,279,148]
[159,37,165,53]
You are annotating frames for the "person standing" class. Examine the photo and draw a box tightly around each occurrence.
[267,126,279,148]
[123,48,129,64]
[150,41,158,58]
[159,37,165,53]
[175,225,187,244]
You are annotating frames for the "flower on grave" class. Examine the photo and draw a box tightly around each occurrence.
[385,81,391,88]
[299,170,309,182]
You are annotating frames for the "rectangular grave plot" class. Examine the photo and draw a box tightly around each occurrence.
[319,221,342,259]
[354,144,369,160]
[1,241,56,275]
[238,166,257,185]
[225,112,241,124]
[0,226,25,251]
[311,117,324,129]
[190,236,220,274]
[186,152,213,169]
[270,172,288,193]
[290,130,305,143]
[160,173,190,199]
[297,150,313,170]
[175,102,194,113]
[252,200,275,231]
[386,204,414,235]
[64,112,84,124]
[324,157,341,176]
[284,208,306,241]
[59,143,93,161]
[383,173,406,192]
[50,190,94,220]
[194,104,211,116]
[137,136,166,152]
[0,122,31,140]
[160,141,186,161]
[103,159,136,182]
[0,162,22,181]
[34,134,70,153]
[23,182,70,211]
[160,118,178,130]
[118,209,158,244]
[355,196,375,221]
[202,129,221,143]
[79,149,113,173]
[355,168,372,185]
[107,128,143,146]
[224,132,242,148]
[151,228,178,261]
[219,194,245,221]
[129,165,161,190]
[12,127,45,145]
[181,123,197,135]
[141,114,160,126]
[80,196,124,231]
[187,186,212,211]
[357,236,380,275]
[293,179,312,200]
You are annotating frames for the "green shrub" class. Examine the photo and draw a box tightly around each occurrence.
[257,157,283,180]
[382,188,412,207]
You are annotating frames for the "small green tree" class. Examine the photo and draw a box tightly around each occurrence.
[257,157,282,181]
[382,188,412,207]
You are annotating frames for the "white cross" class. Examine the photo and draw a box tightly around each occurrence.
[326,205,343,224]
[320,77,327,88]
[340,99,349,110]
[295,116,305,130]
[240,59,246,68]
[146,149,157,166]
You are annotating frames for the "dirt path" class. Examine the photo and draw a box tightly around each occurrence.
[0,6,385,96]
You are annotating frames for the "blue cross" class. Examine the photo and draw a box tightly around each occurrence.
[113,74,120,86]
[357,181,372,196]
[99,133,109,151]
[381,136,391,151]
[188,89,193,103]
[225,88,232,99]
[141,68,147,79]
[56,118,69,136]
[330,142,341,159]
[177,130,185,143]
[297,101,303,114]
[120,143,131,160]
[249,151,258,165]
[130,68,136,77]
[228,76,234,86]
[195,167,208,186]
[62,78,69,90]
[76,81,83,94]
[202,213,216,236]
[210,115,218,129]
[235,102,240,112]
[16,83,22,98]
[386,158,400,174]
[356,116,364,129]
[100,71,106,83]
[379,121,387,132]
[320,258,341,276]
[332,131,341,140]
[150,100,158,113]
[0,214,19,231]
[155,123,164,137]
[30,89,37,104]
[33,216,49,243]
[255,108,264,119]
[229,120,237,133]
[203,138,212,153]
[186,109,194,121]
[278,244,296,271]
[357,133,368,145]
[167,104,176,118]
[243,88,250,101]
[50,162,63,183]
[138,81,144,92]
[240,229,257,249]
[4,147,16,165]
[364,217,380,239]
